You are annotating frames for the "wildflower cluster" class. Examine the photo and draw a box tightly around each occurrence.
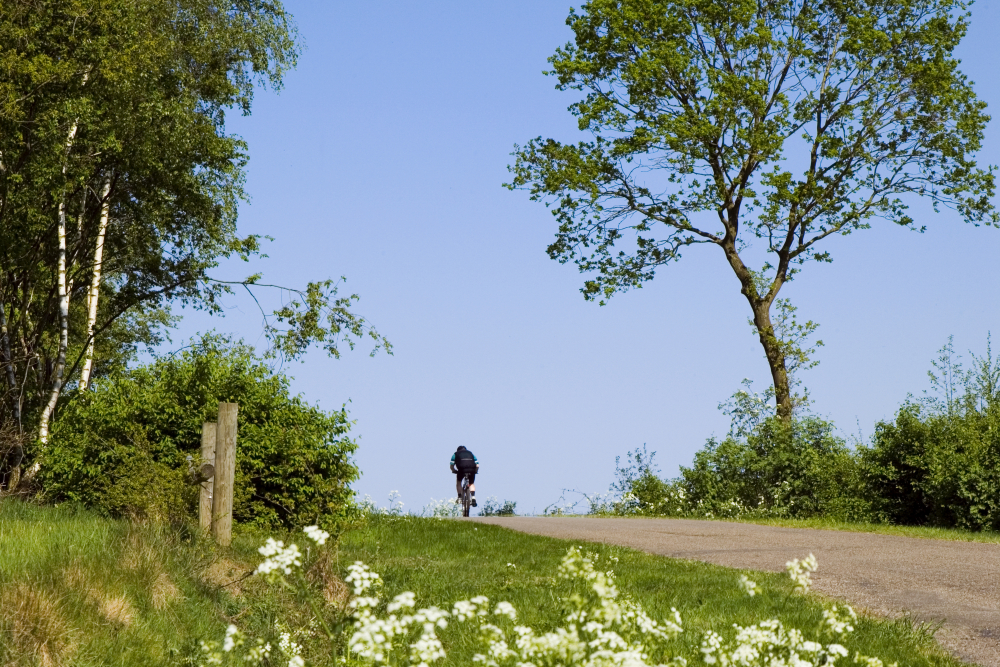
[700,621,847,666]
[698,558,886,667]
[786,553,818,593]
[256,539,303,580]
[197,525,335,667]
[738,574,758,597]
[199,526,900,667]
[358,491,406,517]
[420,497,462,518]
[198,624,273,666]
[343,546,685,667]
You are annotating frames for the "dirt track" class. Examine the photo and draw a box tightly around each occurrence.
[476,517,1000,666]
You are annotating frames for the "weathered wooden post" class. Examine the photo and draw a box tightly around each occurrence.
[199,422,217,532]
[212,402,238,547]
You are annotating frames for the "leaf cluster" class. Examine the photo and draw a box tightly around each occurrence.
[0,0,299,433]
[38,334,360,531]
[508,0,996,303]
[862,336,1000,530]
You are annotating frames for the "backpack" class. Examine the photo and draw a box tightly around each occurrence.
[454,449,477,472]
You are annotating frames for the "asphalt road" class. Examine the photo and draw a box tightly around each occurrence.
[475,516,1000,666]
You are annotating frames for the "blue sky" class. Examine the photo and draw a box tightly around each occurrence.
[168,1,1000,514]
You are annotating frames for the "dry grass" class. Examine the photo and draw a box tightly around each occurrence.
[0,584,74,667]
[121,530,158,572]
[308,549,350,608]
[150,572,180,610]
[98,594,136,627]
[201,558,254,597]
[60,565,86,592]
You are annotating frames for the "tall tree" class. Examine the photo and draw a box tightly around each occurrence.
[0,0,387,487]
[508,0,997,421]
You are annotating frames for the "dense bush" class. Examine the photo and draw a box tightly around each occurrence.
[39,335,359,530]
[607,419,869,521]
[680,417,869,520]
[604,338,1000,531]
[861,339,1000,530]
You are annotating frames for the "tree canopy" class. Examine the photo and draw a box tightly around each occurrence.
[508,0,997,420]
[0,0,387,486]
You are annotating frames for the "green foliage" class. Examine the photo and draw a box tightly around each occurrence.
[680,417,870,521]
[0,0,388,461]
[607,418,868,522]
[478,497,518,517]
[507,0,997,418]
[861,337,1000,530]
[0,0,300,432]
[39,335,359,530]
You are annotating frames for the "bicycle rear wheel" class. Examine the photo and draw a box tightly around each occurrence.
[462,477,471,517]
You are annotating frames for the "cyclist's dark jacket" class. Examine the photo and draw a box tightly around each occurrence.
[451,450,479,472]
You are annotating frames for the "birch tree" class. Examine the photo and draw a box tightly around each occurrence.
[78,176,112,392]
[507,0,998,422]
[0,0,387,487]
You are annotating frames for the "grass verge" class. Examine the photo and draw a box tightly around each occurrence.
[339,515,965,666]
[0,500,970,666]
[0,500,323,667]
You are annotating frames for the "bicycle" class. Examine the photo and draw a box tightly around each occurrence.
[459,472,473,517]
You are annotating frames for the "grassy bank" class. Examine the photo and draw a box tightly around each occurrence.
[0,501,968,666]
[342,515,963,666]
[0,500,315,667]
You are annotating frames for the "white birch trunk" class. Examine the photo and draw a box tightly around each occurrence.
[36,119,80,447]
[79,176,112,391]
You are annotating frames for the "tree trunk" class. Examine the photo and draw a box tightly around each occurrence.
[36,119,80,448]
[79,176,112,391]
[720,233,793,425]
[0,300,19,432]
[750,302,793,423]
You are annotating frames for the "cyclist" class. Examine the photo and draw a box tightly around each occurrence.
[450,445,479,507]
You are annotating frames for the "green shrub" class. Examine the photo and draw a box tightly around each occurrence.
[863,398,1000,530]
[680,416,870,521]
[860,337,1000,530]
[40,335,359,531]
[479,497,517,517]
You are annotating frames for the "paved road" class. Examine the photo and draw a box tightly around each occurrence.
[476,517,1000,666]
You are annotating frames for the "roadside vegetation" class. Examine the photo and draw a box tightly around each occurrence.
[0,501,965,667]
[40,335,360,532]
[565,337,1000,539]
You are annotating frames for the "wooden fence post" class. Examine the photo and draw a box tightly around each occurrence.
[199,422,216,532]
[212,402,238,547]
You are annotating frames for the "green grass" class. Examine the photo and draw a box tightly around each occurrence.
[0,501,971,666]
[340,515,965,666]
[582,512,1000,543]
[0,500,315,667]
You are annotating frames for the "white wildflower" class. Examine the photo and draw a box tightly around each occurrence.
[345,561,382,595]
[223,624,240,652]
[739,574,759,597]
[256,539,302,579]
[494,601,517,620]
[388,591,417,613]
[303,525,330,545]
[786,553,818,593]
[823,605,857,635]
